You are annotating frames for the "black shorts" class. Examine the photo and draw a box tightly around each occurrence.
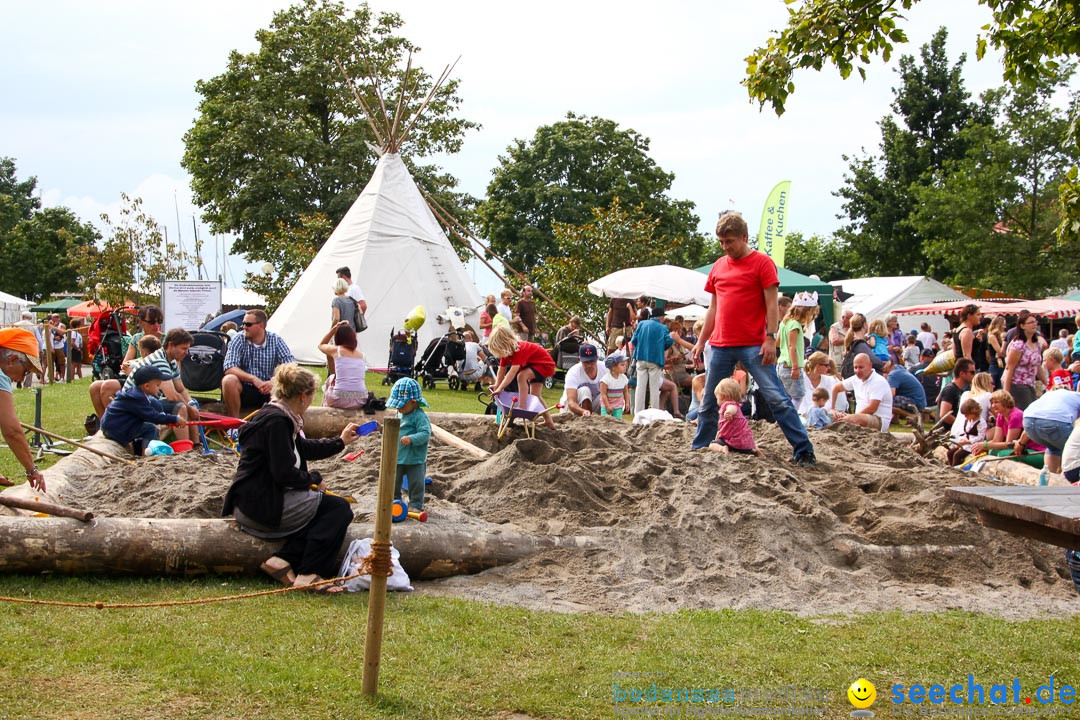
[241,382,272,409]
[713,437,757,455]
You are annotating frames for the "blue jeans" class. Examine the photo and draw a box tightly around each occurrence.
[691,345,814,459]
[1023,417,1074,457]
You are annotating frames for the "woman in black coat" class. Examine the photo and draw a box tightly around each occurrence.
[222,363,361,592]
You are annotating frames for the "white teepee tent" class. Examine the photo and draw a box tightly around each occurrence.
[267,152,482,364]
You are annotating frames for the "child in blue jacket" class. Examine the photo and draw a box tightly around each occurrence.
[100,365,186,455]
[387,377,431,512]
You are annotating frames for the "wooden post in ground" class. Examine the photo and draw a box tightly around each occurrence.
[362,411,400,697]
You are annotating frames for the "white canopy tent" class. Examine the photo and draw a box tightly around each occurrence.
[267,153,482,365]
[829,276,969,336]
[587,265,712,305]
[0,291,31,325]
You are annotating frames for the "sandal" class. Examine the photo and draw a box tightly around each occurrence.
[260,558,295,587]
[293,574,345,594]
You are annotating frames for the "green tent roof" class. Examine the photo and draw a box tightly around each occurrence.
[29,298,82,313]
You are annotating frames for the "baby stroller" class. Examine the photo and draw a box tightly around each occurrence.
[89,308,130,381]
[416,330,466,390]
[547,332,582,389]
[383,328,418,386]
[180,330,230,401]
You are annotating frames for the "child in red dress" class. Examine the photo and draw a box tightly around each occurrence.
[487,325,556,429]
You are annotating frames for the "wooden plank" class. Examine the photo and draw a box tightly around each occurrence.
[976,510,1080,550]
[946,487,1080,537]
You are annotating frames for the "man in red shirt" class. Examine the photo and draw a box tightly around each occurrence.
[691,212,816,465]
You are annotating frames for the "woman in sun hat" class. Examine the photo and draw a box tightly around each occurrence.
[0,328,45,490]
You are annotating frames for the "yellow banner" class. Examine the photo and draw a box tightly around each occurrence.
[757,180,791,268]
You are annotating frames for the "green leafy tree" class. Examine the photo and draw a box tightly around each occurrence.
[182,0,477,261]
[74,194,191,308]
[835,29,990,275]
[912,68,1080,296]
[744,0,1080,253]
[0,158,99,302]
[242,213,328,315]
[531,198,678,336]
[783,230,857,282]
[478,113,711,274]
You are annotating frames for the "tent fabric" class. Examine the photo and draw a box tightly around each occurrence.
[0,291,31,326]
[829,276,970,336]
[893,298,1080,320]
[268,153,482,365]
[589,265,713,305]
[28,298,81,314]
[66,300,135,319]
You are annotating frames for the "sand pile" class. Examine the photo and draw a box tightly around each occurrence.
[60,416,1077,617]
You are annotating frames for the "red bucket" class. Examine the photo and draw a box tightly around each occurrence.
[170,440,194,453]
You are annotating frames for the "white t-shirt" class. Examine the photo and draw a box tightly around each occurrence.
[496,302,513,322]
[346,283,365,304]
[917,331,936,351]
[458,341,482,375]
[558,362,602,407]
[600,371,630,408]
[841,371,893,431]
[1051,338,1070,353]
[798,373,848,414]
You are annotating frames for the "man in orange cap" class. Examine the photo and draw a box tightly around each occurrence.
[0,328,46,491]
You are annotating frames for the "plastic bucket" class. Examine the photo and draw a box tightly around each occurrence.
[170,439,194,453]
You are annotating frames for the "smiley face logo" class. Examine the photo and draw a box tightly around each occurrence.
[847,678,876,709]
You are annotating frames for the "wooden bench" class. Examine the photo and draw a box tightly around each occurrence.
[945,485,1080,549]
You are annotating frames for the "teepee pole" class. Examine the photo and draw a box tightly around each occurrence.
[389,52,414,145]
[423,190,605,348]
[396,57,459,149]
[338,58,386,150]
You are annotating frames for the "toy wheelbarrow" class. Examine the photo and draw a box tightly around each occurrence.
[487,390,558,440]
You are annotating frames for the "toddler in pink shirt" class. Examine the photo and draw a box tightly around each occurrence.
[708,378,760,456]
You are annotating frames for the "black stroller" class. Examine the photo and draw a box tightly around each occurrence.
[180,331,230,401]
[416,330,466,390]
[382,328,419,386]
[545,333,582,389]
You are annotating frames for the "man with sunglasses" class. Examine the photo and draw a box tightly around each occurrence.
[222,309,295,417]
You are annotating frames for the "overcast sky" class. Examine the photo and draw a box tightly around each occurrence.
[1,0,1009,293]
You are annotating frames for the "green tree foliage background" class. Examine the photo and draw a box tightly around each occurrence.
[241,213,328,315]
[182,0,477,264]
[478,113,713,275]
[73,194,191,308]
[744,0,1080,269]
[0,158,98,302]
[531,198,678,338]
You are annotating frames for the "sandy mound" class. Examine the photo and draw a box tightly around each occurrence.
[61,416,1078,617]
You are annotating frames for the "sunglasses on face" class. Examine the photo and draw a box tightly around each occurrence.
[242,321,261,328]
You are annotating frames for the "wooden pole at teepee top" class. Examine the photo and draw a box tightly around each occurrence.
[361,411,400,697]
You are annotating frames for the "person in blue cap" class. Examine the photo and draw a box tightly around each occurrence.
[100,365,186,456]
[387,377,431,513]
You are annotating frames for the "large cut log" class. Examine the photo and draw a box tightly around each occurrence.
[0,516,597,580]
[300,407,494,439]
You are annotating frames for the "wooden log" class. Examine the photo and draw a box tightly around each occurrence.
[833,538,976,566]
[972,458,1050,486]
[0,516,597,580]
[429,422,490,459]
[300,406,493,439]
[0,495,93,522]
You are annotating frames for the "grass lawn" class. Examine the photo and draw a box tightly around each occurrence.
[1,374,1078,718]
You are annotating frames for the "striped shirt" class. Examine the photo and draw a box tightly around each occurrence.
[123,347,179,390]
[223,331,295,382]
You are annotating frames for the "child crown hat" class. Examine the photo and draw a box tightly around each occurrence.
[387,377,429,409]
[792,291,819,308]
[604,351,627,369]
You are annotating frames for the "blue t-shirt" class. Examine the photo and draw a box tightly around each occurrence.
[887,365,927,409]
[1025,390,1080,425]
[0,368,12,394]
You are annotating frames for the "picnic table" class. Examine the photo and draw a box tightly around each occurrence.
[945,485,1080,549]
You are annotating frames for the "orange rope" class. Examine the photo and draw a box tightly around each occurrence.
[0,572,363,610]
[352,541,394,578]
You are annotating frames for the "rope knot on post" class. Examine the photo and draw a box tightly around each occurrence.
[356,540,394,578]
